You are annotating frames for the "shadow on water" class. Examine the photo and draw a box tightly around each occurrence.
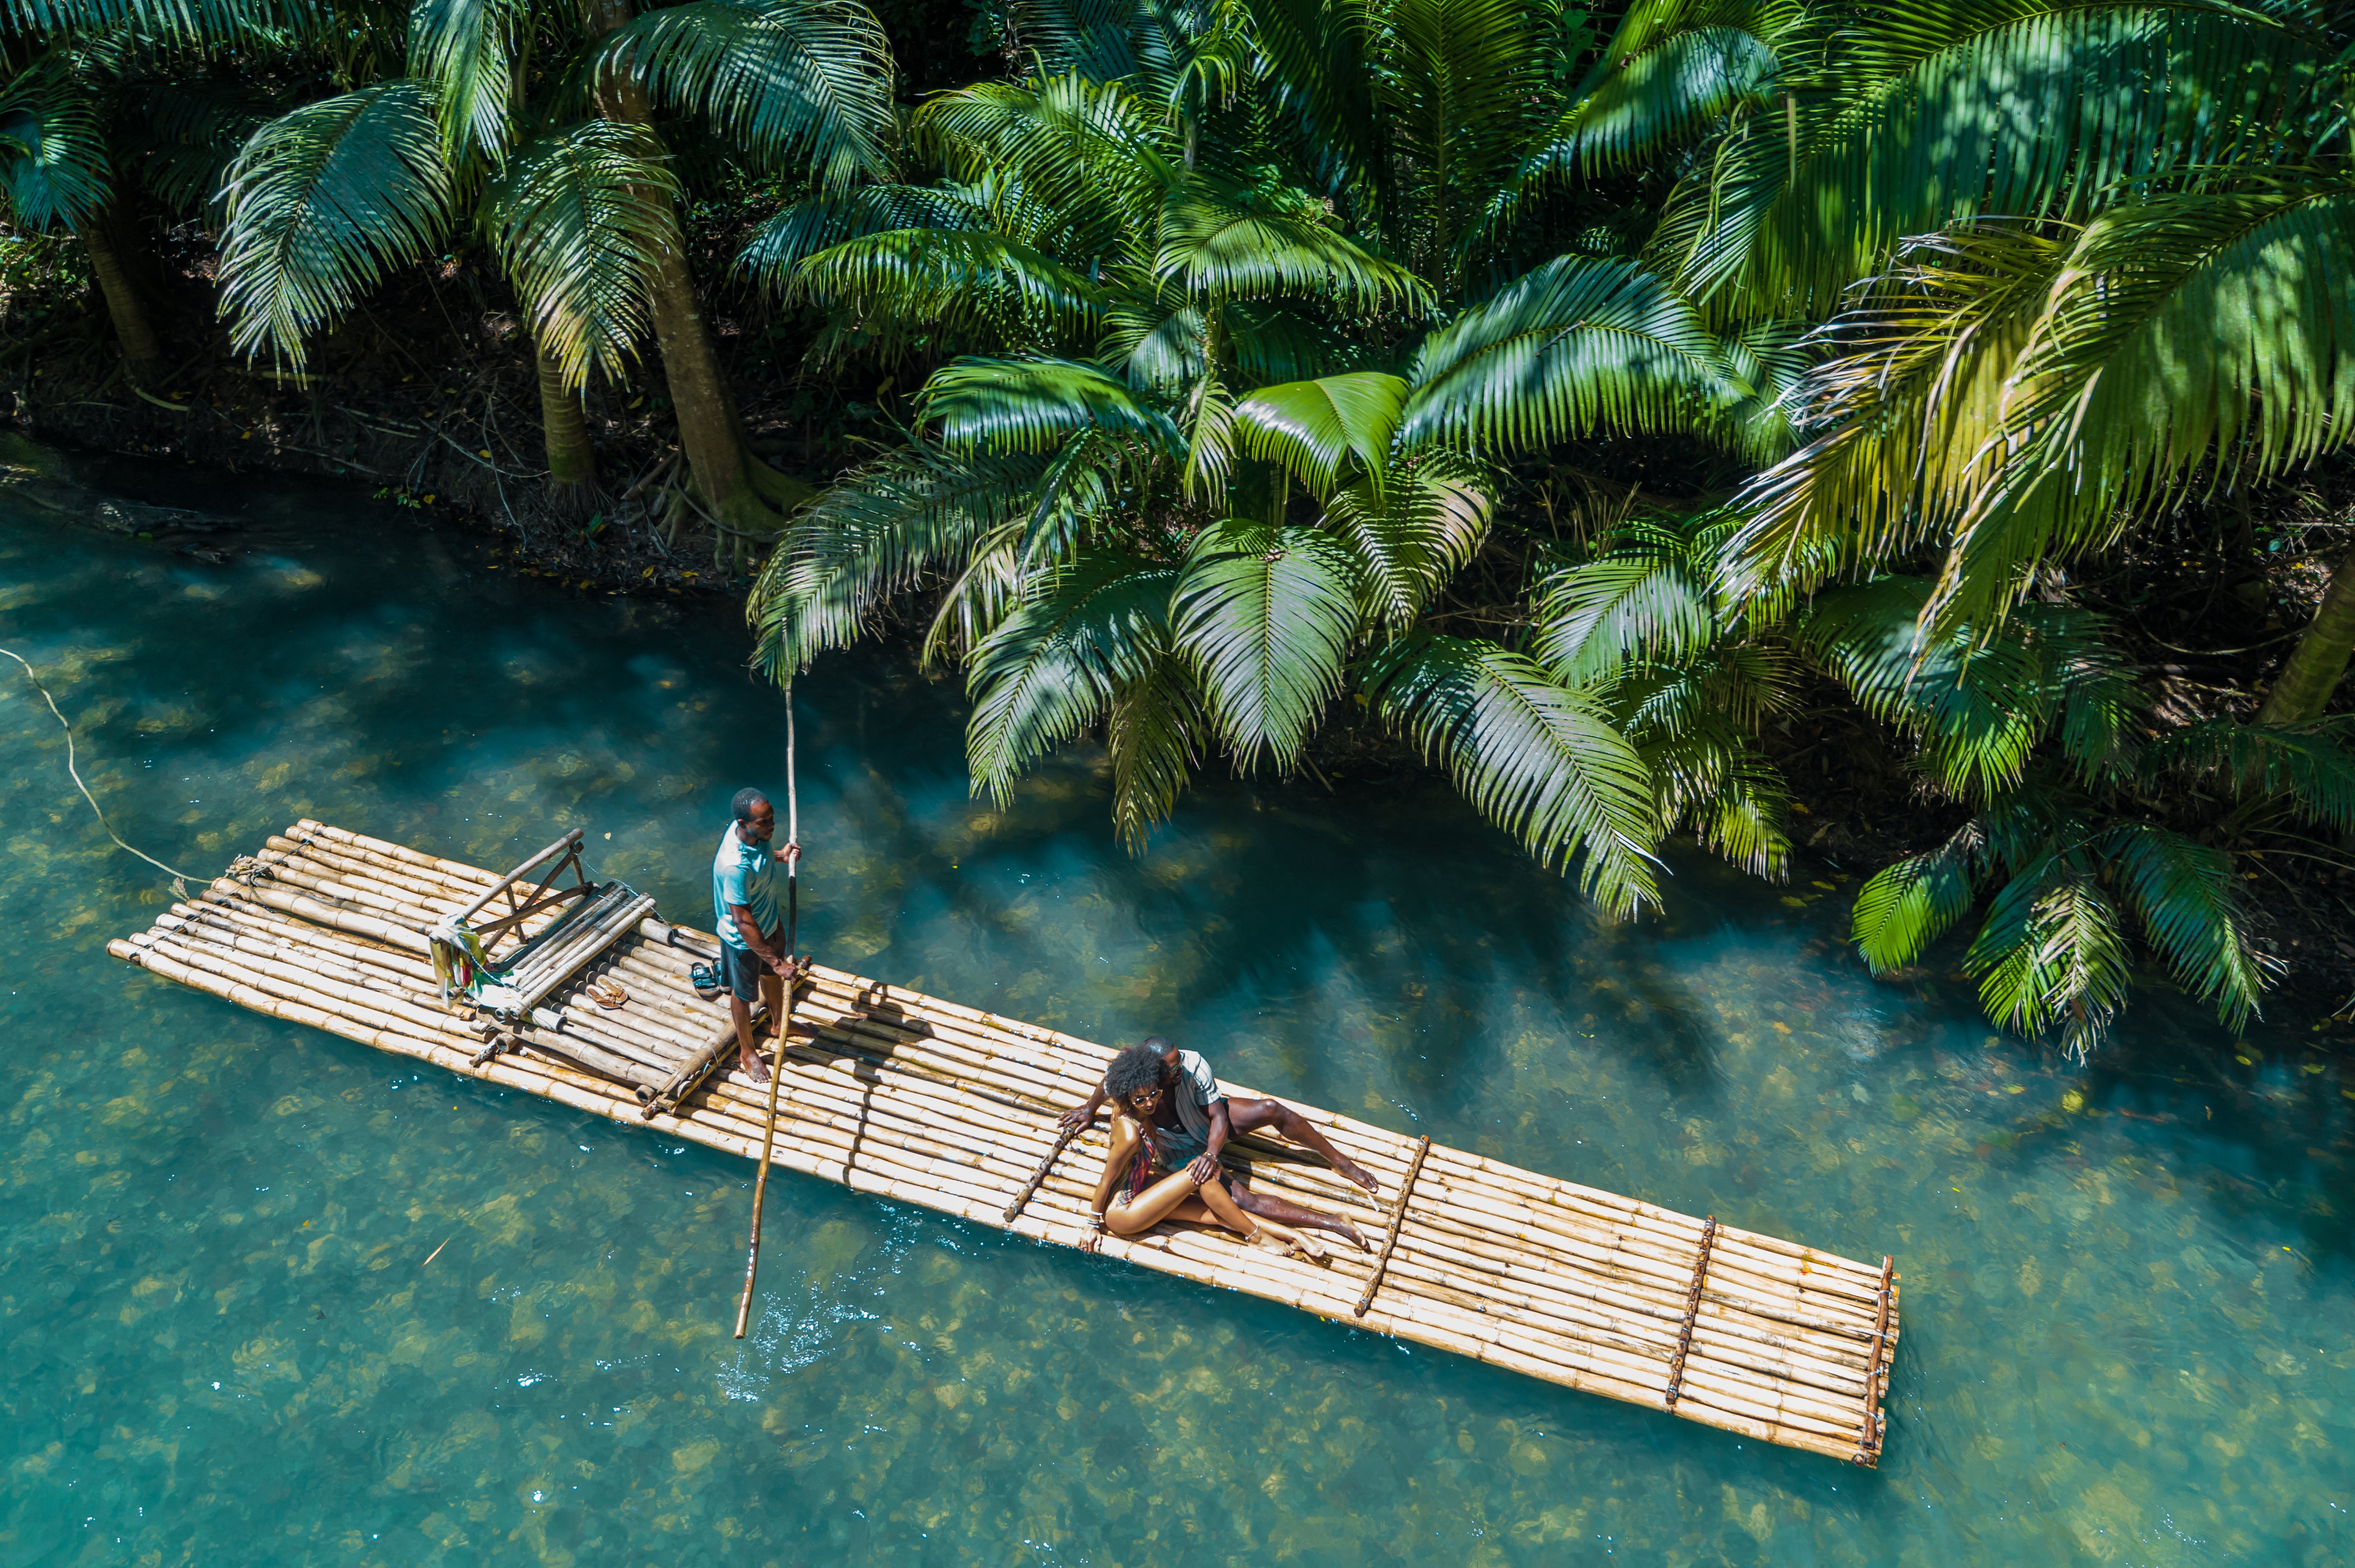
[5,443,2355,1566]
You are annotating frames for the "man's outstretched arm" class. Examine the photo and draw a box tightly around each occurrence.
[1058,1080,1111,1131]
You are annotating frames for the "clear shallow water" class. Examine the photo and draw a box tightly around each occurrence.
[2,440,2351,1566]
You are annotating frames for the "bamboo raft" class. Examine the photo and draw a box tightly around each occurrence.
[107,820,1901,1463]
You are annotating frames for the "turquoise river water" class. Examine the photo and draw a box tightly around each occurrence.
[2,439,2351,1565]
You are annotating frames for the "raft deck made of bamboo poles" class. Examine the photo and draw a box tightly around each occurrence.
[108,820,1901,1463]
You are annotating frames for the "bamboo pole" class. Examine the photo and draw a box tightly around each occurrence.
[1354,1135,1430,1316]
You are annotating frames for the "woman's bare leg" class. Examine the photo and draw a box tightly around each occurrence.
[1091,1114,1146,1220]
[1106,1168,1221,1234]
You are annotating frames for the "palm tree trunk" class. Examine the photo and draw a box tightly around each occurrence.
[79,209,162,372]
[535,344,599,512]
[2257,539,2355,724]
[585,0,797,540]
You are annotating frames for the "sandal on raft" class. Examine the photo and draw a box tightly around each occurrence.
[587,977,629,1009]
[688,961,725,1002]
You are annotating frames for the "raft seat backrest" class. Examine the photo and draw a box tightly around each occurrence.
[428,829,655,1020]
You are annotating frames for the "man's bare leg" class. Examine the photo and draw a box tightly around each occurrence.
[1226,1098,1381,1197]
[1227,1172,1368,1251]
[759,966,785,1040]
[730,992,769,1083]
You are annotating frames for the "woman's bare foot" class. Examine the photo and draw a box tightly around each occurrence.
[1335,1156,1381,1199]
[1251,1222,1326,1262]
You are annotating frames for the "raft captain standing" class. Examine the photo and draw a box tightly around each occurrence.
[713,787,799,1083]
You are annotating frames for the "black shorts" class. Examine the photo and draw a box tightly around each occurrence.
[720,931,781,1002]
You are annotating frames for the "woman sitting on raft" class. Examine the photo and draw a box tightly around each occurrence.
[1076,1043,1368,1258]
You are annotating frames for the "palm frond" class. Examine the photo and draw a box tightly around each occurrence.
[131,79,275,215]
[1798,576,2131,797]
[1106,655,1203,851]
[597,0,895,189]
[409,0,516,167]
[0,51,111,230]
[1170,518,1359,771]
[736,183,992,281]
[1246,0,1386,208]
[1935,184,2355,631]
[1531,514,1721,685]
[1013,0,1210,105]
[749,443,1045,677]
[1401,256,1736,455]
[1323,451,1491,630]
[480,119,679,392]
[965,550,1179,802]
[2100,821,2269,1031]
[1966,854,2131,1058]
[1720,221,2064,605]
[1516,0,1784,182]
[1366,633,1660,914]
[1641,720,1791,878]
[1851,828,1978,971]
[1230,372,1408,498]
[1375,0,1550,274]
[1157,180,1430,312]
[916,75,1173,257]
[1657,0,2324,311]
[218,81,454,367]
[790,229,1109,356]
[917,356,1184,457]
[2144,715,2355,832]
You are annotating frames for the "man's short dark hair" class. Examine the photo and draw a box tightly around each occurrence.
[731,788,770,824]
[1105,1044,1169,1100]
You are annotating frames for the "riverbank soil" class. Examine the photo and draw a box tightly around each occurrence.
[11,212,2355,1020]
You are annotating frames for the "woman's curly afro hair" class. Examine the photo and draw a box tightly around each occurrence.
[1104,1044,1170,1102]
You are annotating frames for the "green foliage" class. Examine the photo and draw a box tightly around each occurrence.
[1796,575,2135,795]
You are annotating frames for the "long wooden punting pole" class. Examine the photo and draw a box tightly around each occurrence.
[735,682,800,1340]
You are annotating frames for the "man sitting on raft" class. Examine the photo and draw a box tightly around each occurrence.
[1064,1038,1377,1255]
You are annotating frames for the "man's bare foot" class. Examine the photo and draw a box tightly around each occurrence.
[1330,1219,1370,1253]
[1336,1158,1381,1199]
[738,1051,771,1084]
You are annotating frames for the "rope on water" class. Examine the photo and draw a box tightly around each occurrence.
[2,645,201,893]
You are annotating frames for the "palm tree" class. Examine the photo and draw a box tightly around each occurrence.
[746,0,1795,909]
[210,0,893,515]
[0,21,279,378]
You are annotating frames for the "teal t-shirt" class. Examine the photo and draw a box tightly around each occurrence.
[711,822,778,949]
